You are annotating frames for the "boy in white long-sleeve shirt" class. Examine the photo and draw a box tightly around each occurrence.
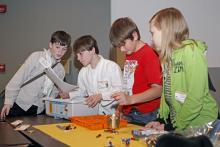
[60,35,123,115]
[0,31,71,119]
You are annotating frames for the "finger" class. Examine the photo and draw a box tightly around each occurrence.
[91,98,99,107]
[58,88,62,92]
[144,125,152,129]
[87,103,92,107]
[112,92,122,97]
[90,101,97,108]
[0,112,3,119]
[1,109,6,119]
[86,101,91,107]
[6,107,10,115]
[62,97,68,99]
[87,98,94,107]
[145,122,154,128]
[3,112,6,118]
[140,126,150,131]
[85,97,91,103]
[155,124,164,131]
[0,110,3,118]
[113,95,120,100]
[111,94,118,99]
[152,122,160,127]
[118,98,126,105]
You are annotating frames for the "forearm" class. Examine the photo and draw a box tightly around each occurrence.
[129,85,162,105]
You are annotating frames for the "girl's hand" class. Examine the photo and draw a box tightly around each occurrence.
[144,121,164,131]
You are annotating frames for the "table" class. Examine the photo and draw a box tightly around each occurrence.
[4,115,147,147]
[0,121,31,146]
[33,123,144,147]
[6,115,69,147]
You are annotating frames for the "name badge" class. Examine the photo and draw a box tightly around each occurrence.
[175,91,187,103]
[98,81,109,89]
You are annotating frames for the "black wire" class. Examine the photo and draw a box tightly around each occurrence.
[101,99,116,107]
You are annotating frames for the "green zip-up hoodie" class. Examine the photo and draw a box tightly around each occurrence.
[159,39,218,130]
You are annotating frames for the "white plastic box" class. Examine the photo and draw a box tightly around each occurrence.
[43,98,98,119]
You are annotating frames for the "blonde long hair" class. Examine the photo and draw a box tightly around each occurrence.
[150,7,189,66]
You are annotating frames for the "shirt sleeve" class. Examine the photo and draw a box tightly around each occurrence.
[101,63,123,101]
[69,69,87,99]
[4,52,38,105]
[144,48,162,86]
[49,63,66,98]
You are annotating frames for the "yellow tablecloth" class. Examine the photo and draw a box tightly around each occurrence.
[34,123,146,147]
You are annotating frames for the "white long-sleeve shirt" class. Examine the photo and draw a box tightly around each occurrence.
[5,49,65,114]
[70,56,123,115]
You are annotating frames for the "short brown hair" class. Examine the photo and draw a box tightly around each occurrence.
[50,31,71,48]
[73,35,99,55]
[109,17,140,48]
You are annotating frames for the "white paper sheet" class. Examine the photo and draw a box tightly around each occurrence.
[44,67,78,92]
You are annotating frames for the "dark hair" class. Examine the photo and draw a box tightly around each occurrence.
[109,17,140,48]
[50,31,71,48]
[189,135,214,147]
[156,133,213,147]
[73,35,99,54]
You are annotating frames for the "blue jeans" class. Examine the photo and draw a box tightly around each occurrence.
[123,107,158,125]
[208,119,220,144]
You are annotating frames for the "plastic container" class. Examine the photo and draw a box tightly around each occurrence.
[70,115,127,130]
[43,98,98,119]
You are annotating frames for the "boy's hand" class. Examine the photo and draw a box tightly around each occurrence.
[112,92,131,105]
[0,104,11,119]
[58,91,70,99]
[86,94,102,108]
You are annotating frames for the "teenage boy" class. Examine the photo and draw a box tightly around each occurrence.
[0,31,71,118]
[59,35,123,115]
[110,17,162,124]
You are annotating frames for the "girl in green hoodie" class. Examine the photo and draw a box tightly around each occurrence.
[145,7,218,131]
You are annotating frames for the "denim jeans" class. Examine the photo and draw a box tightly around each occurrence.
[123,107,158,125]
[208,119,220,144]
